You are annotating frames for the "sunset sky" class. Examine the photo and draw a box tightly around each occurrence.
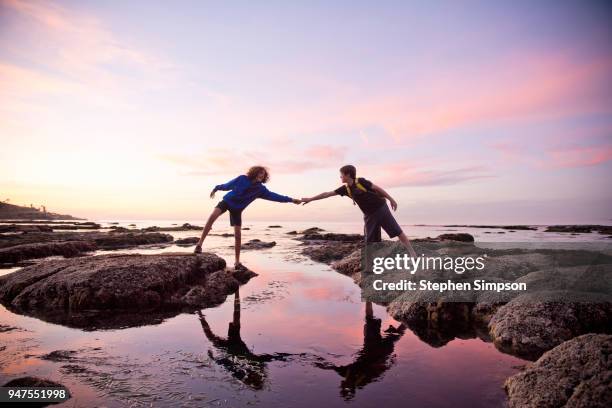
[1,0,611,223]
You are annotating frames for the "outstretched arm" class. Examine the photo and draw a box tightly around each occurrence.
[260,188,301,204]
[210,175,243,198]
[371,183,398,211]
[301,191,338,204]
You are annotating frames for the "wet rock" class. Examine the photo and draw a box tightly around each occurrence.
[300,227,325,234]
[331,249,362,279]
[0,224,54,233]
[0,231,173,250]
[444,224,537,231]
[504,334,612,408]
[181,270,239,306]
[0,241,96,264]
[436,233,474,242]
[286,230,297,235]
[211,233,234,237]
[142,223,202,232]
[300,232,363,242]
[175,237,199,246]
[3,376,67,388]
[489,291,612,360]
[241,239,276,250]
[268,225,282,228]
[301,242,361,263]
[0,253,251,325]
[232,265,259,284]
[545,225,612,235]
[41,350,78,361]
[241,227,250,230]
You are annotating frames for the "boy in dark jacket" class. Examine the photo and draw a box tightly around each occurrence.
[195,166,300,267]
[301,165,417,257]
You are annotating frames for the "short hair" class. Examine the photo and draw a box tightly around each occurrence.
[246,165,270,183]
[339,164,356,179]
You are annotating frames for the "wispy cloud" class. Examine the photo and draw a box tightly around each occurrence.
[159,143,347,176]
[361,162,494,188]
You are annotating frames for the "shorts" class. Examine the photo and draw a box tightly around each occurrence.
[215,200,243,226]
[363,203,403,243]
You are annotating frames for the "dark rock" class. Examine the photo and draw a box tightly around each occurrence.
[175,237,199,246]
[443,224,536,231]
[0,253,253,328]
[241,239,276,250]
[232,265,259,284]
[545,225,612,235]
[286,230,297,235]
[300,232,363,242]
[241,227,250,230]
[3,376,66,388]
[268,225,282,228]
[436,233,475,242]
[504,334,612,408]
[0,232,173,253]
[0,241,96,264]
[300,227,325,234]
[142,223,202,232]
[302,242,361,264]
[0,224,54,233]
[489,291,612,360]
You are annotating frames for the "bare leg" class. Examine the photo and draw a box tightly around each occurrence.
[196,207,223,247]
[233,225,242,266]
[398,232,418,259]
[365,301,373,319]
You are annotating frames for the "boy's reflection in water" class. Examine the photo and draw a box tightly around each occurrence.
[197,288,290,390]
[316,301,406,400]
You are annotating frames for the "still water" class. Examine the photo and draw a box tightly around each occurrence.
[3,220,596,407]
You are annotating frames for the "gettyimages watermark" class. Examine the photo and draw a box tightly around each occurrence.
[359,241,612,304]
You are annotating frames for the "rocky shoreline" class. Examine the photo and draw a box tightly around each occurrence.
[295,229,612,407]
[0,252,256,330]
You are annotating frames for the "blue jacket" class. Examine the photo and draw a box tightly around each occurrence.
[215,175,293,210]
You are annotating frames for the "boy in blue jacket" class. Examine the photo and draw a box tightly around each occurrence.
[195,166,300,267]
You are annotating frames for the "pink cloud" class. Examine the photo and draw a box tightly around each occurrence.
[360,162,494,188]
[160,143,346,176]
[543,145,612,169]
[336,53,612,142]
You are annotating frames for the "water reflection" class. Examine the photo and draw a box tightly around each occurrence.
[315,301,406,400]
[197,288,291,389]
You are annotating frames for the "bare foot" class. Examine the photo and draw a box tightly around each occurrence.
[194,245,202,254]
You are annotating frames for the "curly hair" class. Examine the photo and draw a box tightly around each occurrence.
[246,165,270,183]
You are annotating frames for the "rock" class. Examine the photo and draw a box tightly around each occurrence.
[300,227,325,234]
[489,291,612,359]
[0,224,54,233]
[331,249,363,278]
[241,239,276,250]
[0,241,96,264]
[286,230,297,235]
[3,376,67,388]
[0,232,173,253]
[300,232,364,242]
[232,265,259,284]
[545,225,612,235]
[268,225,282,228]
[504,334,612,408]
[0,253,254,328]
[444,224,537,231]
[436,233,475,242]
[211,233,234,237]
[302,242,361,264]
[142,223,202,232]
[175,237,199,246]
[242,227,250,230]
